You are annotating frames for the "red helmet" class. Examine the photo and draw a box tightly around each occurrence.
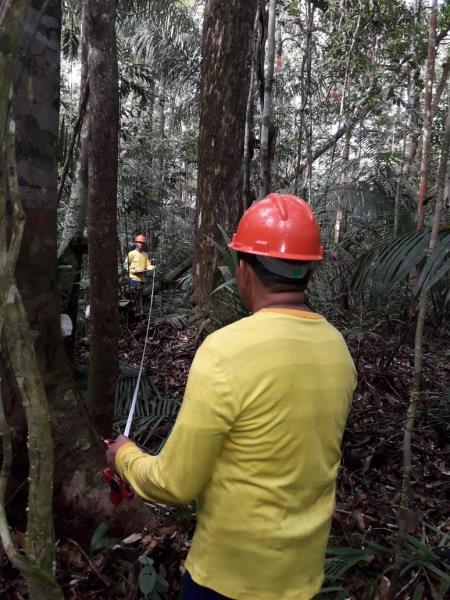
[228,193,323,261]
[135,235,147,243]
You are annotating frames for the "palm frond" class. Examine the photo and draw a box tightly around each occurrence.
[124,0,201,82]
[153,311,190,329]
[114,366,180,450]
[352,226,450,300]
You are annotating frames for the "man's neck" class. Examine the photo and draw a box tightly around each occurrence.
[252,293,310,313]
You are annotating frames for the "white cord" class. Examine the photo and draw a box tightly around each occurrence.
[124,269,156,437]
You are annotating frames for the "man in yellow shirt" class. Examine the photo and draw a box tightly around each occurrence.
[107,194,356,600]
[125,234,155,289]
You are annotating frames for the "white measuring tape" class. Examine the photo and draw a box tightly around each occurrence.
[124,269,156,437]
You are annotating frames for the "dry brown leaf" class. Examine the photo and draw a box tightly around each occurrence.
[375,576,391,600]
[352,510,366,531]
[123,532,143,545]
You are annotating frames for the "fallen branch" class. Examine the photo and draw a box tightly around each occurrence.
[154,256,192,293]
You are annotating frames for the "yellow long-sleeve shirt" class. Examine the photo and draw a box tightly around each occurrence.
[125,249,155,282]
[116,308,356,600]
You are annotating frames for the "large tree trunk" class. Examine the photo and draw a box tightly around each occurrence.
[8,2,64,597]
[191,0,258,310]
[13,0,67,411]
[5,0,154,541]
[85,0,119,437]
[0,1,62,597]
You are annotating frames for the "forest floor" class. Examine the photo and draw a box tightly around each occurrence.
[1,309,449,599]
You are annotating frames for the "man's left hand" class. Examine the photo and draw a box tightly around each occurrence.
[105,434,132,469]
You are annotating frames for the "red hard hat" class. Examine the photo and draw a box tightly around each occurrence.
[228,193,323,261]
[135,235,147,243]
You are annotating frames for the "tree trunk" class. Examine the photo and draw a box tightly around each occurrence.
[259,0,276,198]
[334,126,351,244]
[1,0,155,552]
[0,0,29,156]
[294,43,307,196]
[394,125,407,237]
[393,94,450,599]
[58,4,89,361]
[304,0,314,198]
[256,0,267,118]
[242,5,260,210]
[404,0,423,178]
[8,2,64,597]
[85,0,119,438]
[156,76,166,207]
[59,5,89,249]
[192,0,257,310]
[0,1,58,595]
[431,52,450,117]
[416,0,437,230]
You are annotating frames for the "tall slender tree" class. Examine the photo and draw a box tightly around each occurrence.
[58,3,89,360]
[85,0,120,436]
[242,6,260,209]
[192,0,258,310]
[259,0,276,198]
[416,0,438,230]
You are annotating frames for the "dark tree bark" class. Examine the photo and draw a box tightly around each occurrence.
[0,1,29,153]
[192,0,258,310]
[0,2,64,597]
[85,0,119,437]
[2,0,154,549]
[13,0,66,408]
[9,2,64,597]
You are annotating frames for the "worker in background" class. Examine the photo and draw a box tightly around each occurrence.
[125,234,155,312]
[107,194,357,600]
[125,234,155,288]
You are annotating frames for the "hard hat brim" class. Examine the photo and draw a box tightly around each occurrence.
[228,240,324,262]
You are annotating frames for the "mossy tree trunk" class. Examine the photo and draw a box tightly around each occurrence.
[1,1,63,597]
[6,0,153,541]
[192,0,257,311]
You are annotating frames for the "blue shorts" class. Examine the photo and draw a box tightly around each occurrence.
[128,279,142,289]
[182,571,232,599]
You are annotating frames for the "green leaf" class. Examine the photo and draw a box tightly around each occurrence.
[412,583,425,600]
[351,227,450,299]
[89,522,121,554]
[155,574,169,593]
[139,564,157,597]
